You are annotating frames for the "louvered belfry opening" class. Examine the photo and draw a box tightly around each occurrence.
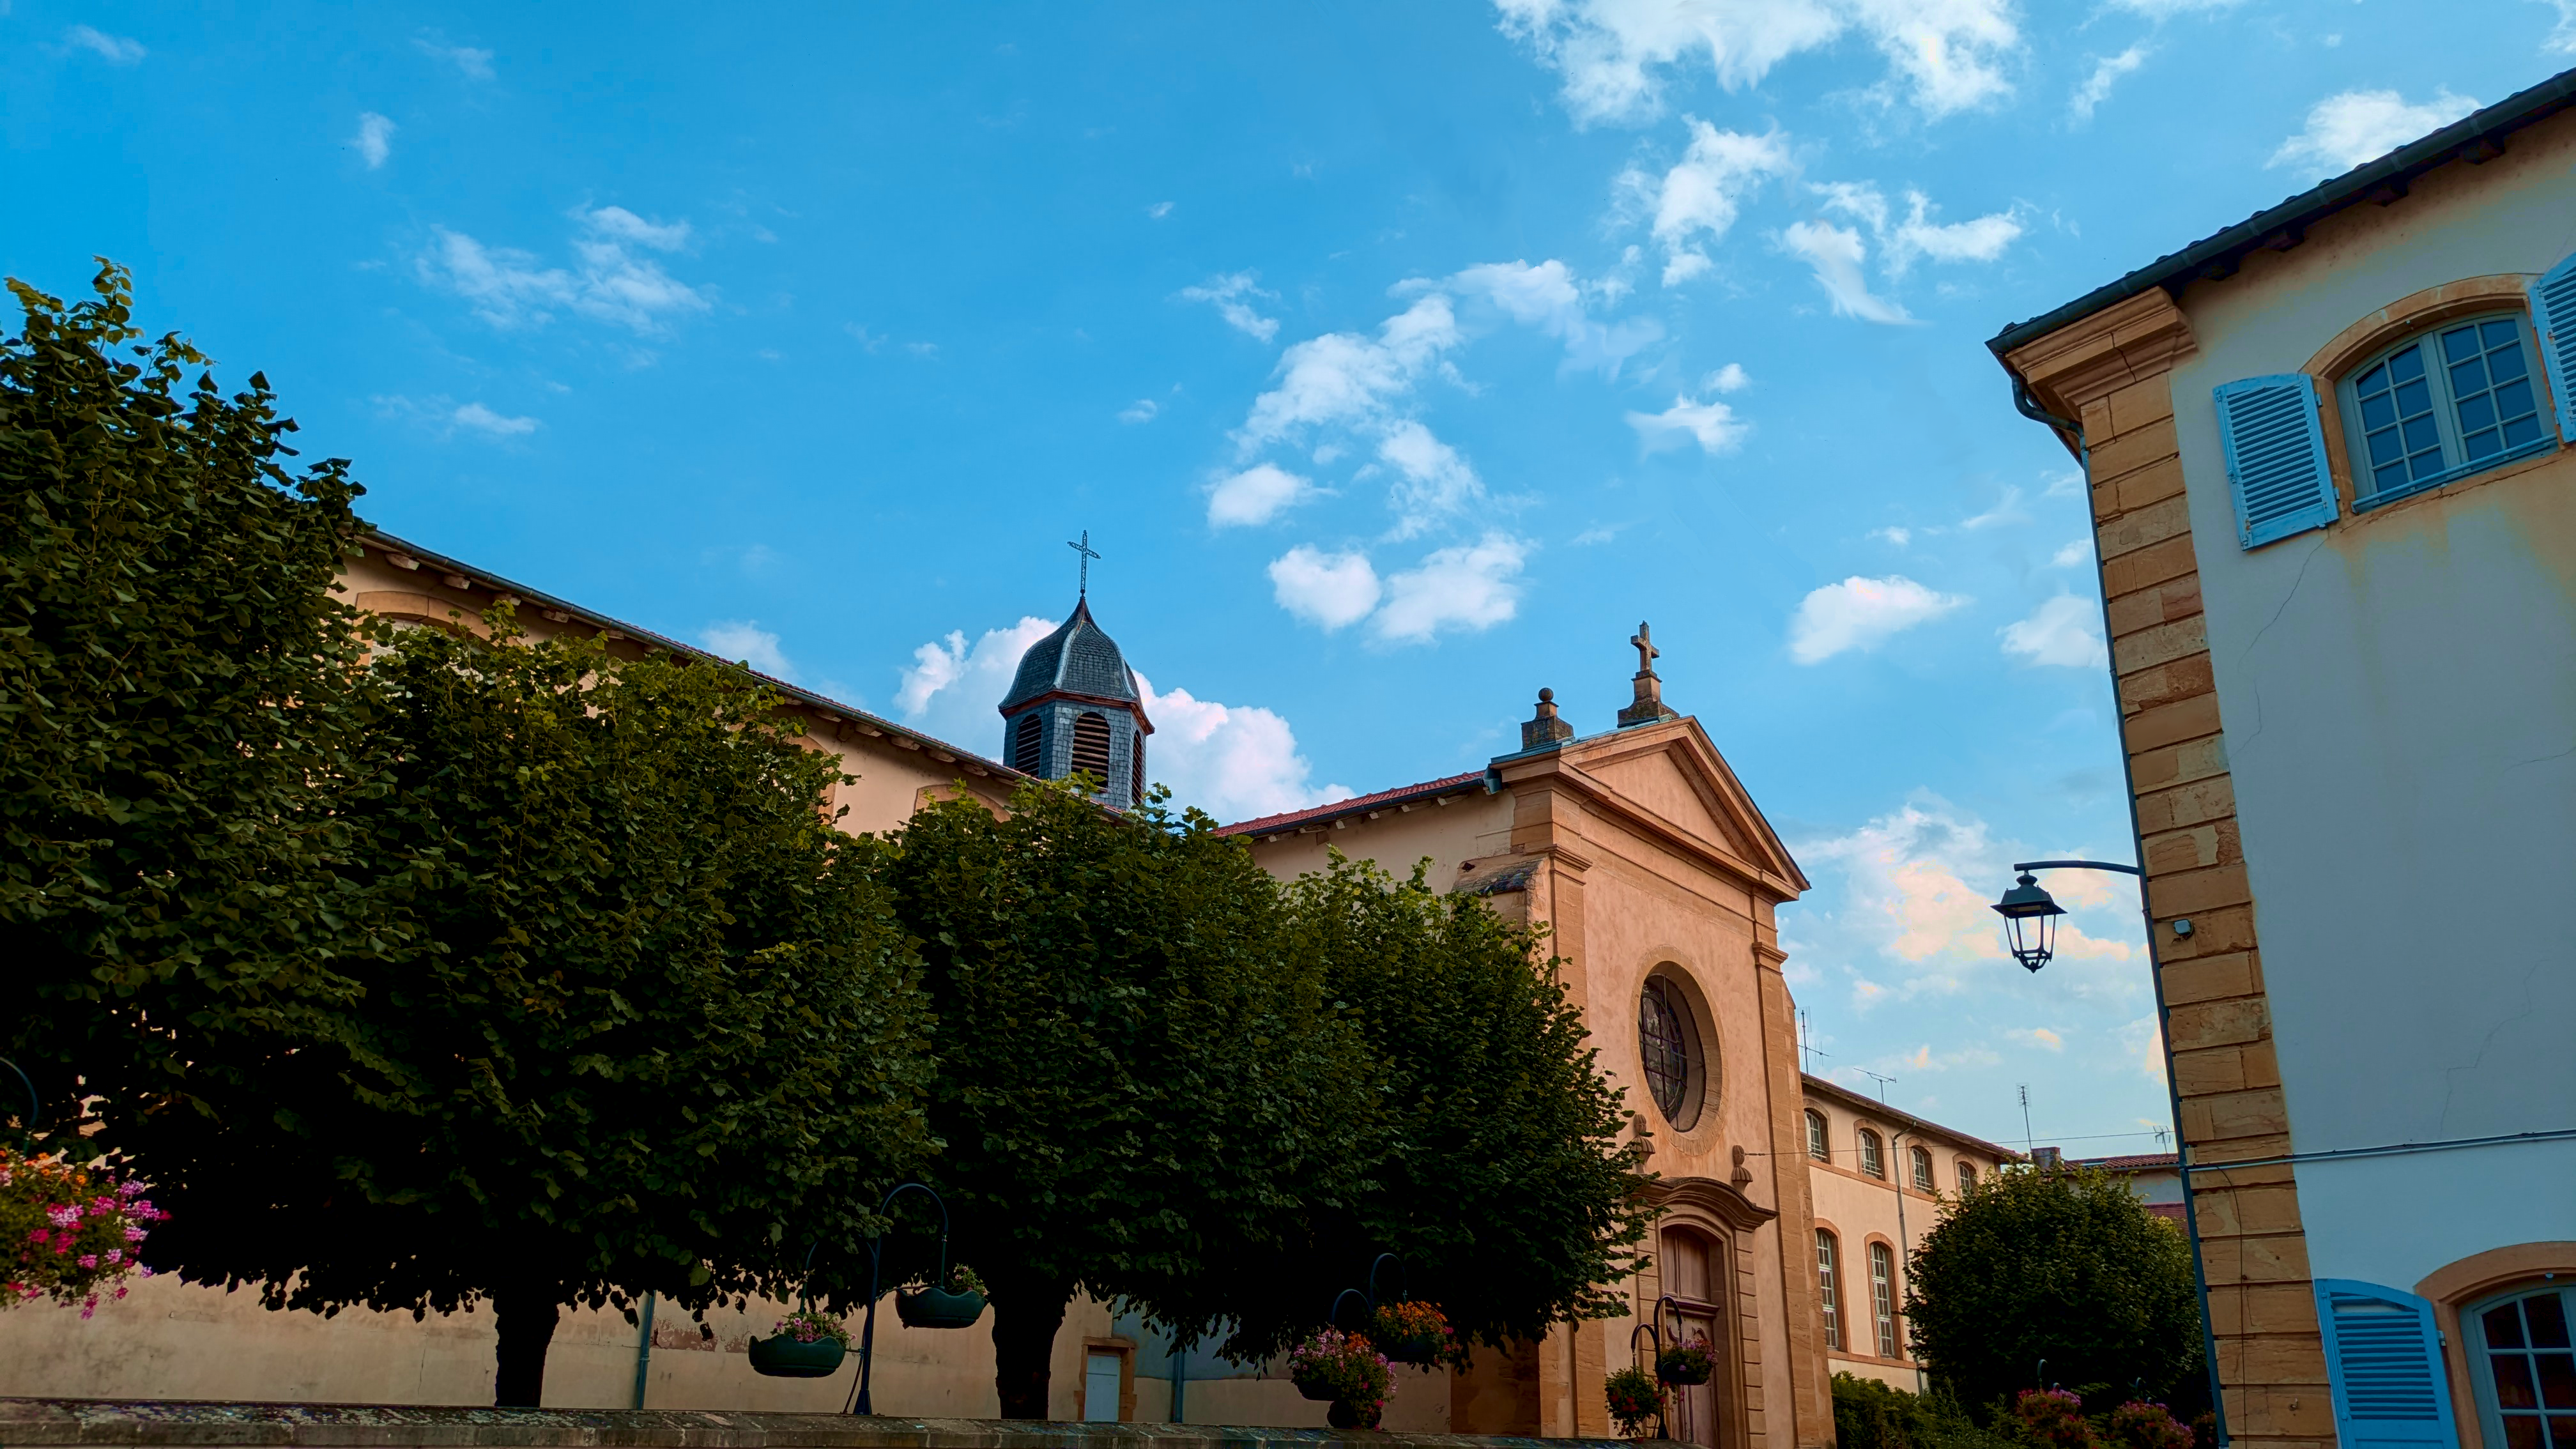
[1070,711,1112,783]
[1130,734,1144,805]
[1012,713,1044,773]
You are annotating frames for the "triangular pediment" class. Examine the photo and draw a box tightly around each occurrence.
[1560,721,1809,894]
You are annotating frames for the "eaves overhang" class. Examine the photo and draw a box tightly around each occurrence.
[351,528,1028,785]
[1987,65,2576,364]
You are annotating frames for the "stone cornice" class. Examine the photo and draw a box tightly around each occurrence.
[1646,1174,1779,1232]
[2004,288,2198,417]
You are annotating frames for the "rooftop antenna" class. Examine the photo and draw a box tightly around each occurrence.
[1798,1009,1830,1075]
[1860,1068,1896,1103]
[1068,530,1100,598]
[2018,1084,2035,1154]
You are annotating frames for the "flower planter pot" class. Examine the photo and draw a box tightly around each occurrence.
[1327,1400,1383,1430]
[1295,1376,1338,1402]
[748,1335,847,1378]
[1657,1346,1713,1386]
[894,1285,986,1329]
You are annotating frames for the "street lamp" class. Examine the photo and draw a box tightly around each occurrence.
[1988,855,2225,1446]
[1986,859,2138,971]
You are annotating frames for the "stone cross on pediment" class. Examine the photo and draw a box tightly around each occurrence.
[1618,619,1680,728]
[1631,622,1660,678]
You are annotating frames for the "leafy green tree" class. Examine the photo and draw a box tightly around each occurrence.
[1905,1165,2207,1421]
[1,264,385,1147]
[884,782,1376,1418]
[139,621,940,1405]
[1269,852,1653,1347]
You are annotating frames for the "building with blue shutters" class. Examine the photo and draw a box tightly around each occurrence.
[1993,66,2576,1449]
[997,593,1151,808]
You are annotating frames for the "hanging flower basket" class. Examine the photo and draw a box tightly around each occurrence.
[1370,1300,1457,1368]
[2,1147,167,1317]
[1605,1366,1662,1438]
[1289,1328,1391,1422]
[749,1335,847,1377]
[1656,1336,1715,1386]
[749,1308,849,1378]
[894,1264,987,1329]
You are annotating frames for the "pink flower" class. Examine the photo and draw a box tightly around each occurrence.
[78,1255,98,1268]
[26,1229,46,1245]
[113,1285,128,1300]
[137,1266,153,1278]
[104,1250,121,1264]
[123,1227,146,1243]
[46,1206,80,1227]
[117,1181,144,1199]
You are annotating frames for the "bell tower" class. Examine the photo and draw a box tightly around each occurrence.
[997,533,1153,807]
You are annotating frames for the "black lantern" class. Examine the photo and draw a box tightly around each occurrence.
[1990,871,2066,972]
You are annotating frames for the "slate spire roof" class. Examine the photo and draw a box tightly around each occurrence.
[999,596,1142,711]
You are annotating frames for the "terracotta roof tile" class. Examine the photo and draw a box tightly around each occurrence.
[1216,770,1487,837]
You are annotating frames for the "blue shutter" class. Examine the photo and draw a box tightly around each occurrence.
[2215,374,2338,549]
[2316,1280,2459,1449]
[2527,251,2576,441]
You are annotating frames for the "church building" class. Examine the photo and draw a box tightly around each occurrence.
[2,528,2016,1449]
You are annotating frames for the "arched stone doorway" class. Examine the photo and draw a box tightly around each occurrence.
[1643,1177,1777,1449]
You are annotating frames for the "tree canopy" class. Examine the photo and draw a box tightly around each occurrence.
[144,620,941,1404]
[884,781,1377,1417]
[1905,1165,2209,1419]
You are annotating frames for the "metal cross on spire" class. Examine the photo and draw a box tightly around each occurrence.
[1068,530,1101,597]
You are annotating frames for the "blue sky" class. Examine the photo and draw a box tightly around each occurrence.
[8,1,2565,1153]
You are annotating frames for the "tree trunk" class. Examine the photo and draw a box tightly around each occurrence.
[492,1278,563,1408]
[990,1278,1073,1420]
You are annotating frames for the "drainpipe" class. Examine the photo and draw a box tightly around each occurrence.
[2009,376,2231,1448]
[1887,1128,1924,1396]
[1170,1331,1188,1423]
[632,1292,656,1409]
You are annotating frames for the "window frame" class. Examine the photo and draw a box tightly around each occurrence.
[1956,1161,1977,1193]
[1816,1230,1843,1352]
[1857,1128,1884,1179]
[1869,1241,1899,1359]
[1805,1110,1830,1162]
[1910,1146,1935,1192]
[2462,1282,2576,1449]
[2336,309,2557,513]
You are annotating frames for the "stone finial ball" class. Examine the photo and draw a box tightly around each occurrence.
[1538,687,1554,703]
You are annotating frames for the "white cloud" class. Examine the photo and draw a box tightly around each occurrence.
[1788,576,1965,663]
[2546,0,2576,54]
[894,616,1061,749]
[418,209,710,334]
[1818,183,2023,278]
[1779,222,1912,324]
[2104,0,2241,14]
[1180,272,1282,343]
[2000,595,2106,668]
[1706,362,1750,392]
[1624,120,1795,286]
[702,621,795,680]
[1450,259,1662,373]
[1958,486,2026,530]
[1134,673,1353,822]
[1372,534,1527,643]
[1148,201,1175,219]
[1494,0,2015,125]
[2010,1026,2067,1051]
[2044,468,2085,498]
[1268,547,1382,631]
[2119,1016,2170,1085]
[1873,526,1912,547]
[579,205,693,252]
[2049,539,2091,568]
[1377,421,1485,537]
[1238,293,1461,450]
[353,112,396,169]
[2071,46,2149,123]
[1119,399,1159,424]
[452,402,539,437]
[63,25,146,64]
[2271,89,2478,178]
[1627,394,1747,454]
[414,36,494,79]
[1208,463,1317,528]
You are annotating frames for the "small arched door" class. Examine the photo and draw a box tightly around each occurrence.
[1661,1226,1725,1448]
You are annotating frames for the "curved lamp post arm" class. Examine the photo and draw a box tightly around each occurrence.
[2009,859,2141,875]
[852,1181,951,1417]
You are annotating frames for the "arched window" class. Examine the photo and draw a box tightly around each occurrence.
[1956,1161,1978,1193]
[1806,1110,1830,1162]
[1130,734,1144,805]
[1869,1241,1899,1358]
[1638,974,1704,1128]
[1858,1128,1885,1179]
[1012,714,1044,774]
[2465,1281,2576,1449]
[1816,1230,1843,1351]
[1910,1146,1934,1192]
[2339,311,2552,507]
[1070,711,1112,781]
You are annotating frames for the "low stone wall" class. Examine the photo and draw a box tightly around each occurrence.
[0,1402,1660,1449]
